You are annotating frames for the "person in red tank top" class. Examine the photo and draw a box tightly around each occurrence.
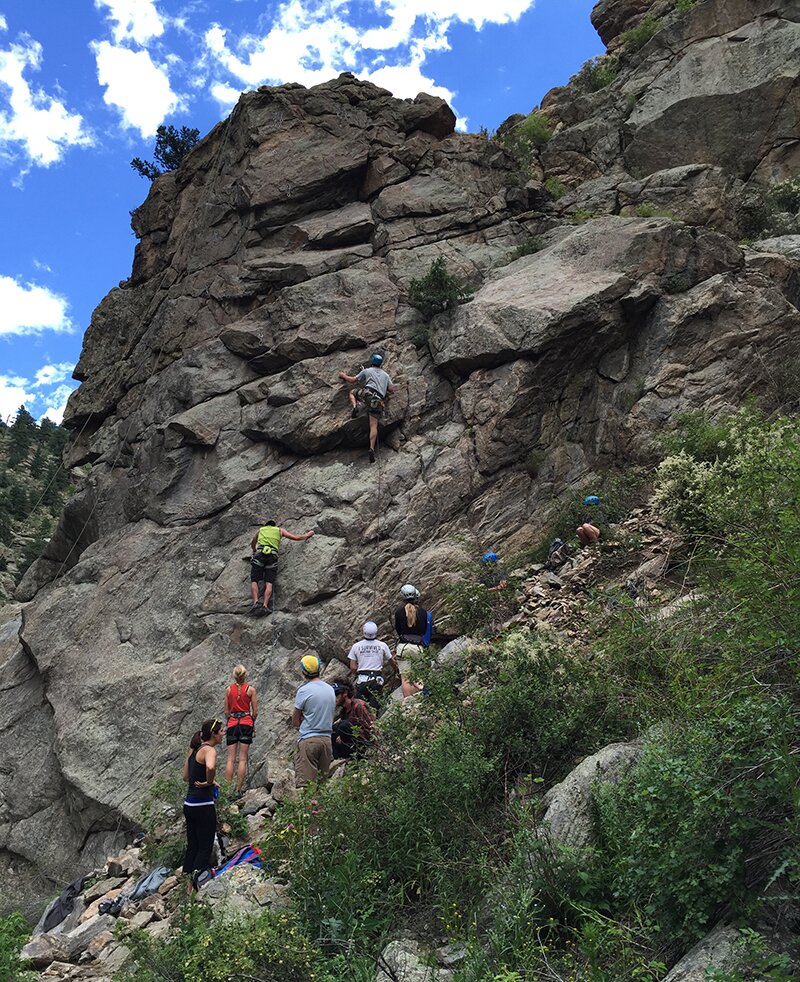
[224,665,258,796]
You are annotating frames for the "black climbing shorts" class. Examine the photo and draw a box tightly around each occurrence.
[250,560,278,584]
[226,724,254,745]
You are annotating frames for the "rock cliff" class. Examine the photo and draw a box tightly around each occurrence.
[2,0,799,918]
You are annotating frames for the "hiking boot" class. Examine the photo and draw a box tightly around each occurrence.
[368,448,376,463]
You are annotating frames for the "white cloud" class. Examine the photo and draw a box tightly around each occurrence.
[33,362,74,387]
[0,15,7,33]
[93,41,180,136]
[203,0,535,119]
[39,383,75,423]
[95,0,166,46]
[0,374,35,422]
[0,36,91,167]
[0,275,72,336]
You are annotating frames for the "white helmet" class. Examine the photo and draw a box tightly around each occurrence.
[363,620,379,639]
[400,584,420,601]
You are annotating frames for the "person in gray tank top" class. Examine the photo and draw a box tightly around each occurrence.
[338,353,395,463]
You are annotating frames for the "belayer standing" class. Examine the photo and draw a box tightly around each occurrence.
[224,665,257,797]
[183,718,224,891]
[347,620,398,712]
[249,520,315,616]
[338,353,394,463]
[394,584,433,698]
[292,655,336,788]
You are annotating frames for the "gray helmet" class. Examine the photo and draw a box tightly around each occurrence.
[400,584,420,601]
[363,620,379,639]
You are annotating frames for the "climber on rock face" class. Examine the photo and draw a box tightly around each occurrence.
[249,520,315,616]
[337,353,394,464]
[224,664,257,797]
[347,620,398,712]
[292,655,336,788]
[480,552,508,592]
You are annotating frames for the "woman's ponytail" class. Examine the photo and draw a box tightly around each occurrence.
[405,602,417,628]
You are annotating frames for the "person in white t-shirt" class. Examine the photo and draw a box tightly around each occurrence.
[347,620,399,712]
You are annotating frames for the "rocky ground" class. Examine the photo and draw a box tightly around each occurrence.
[1,0,798,930]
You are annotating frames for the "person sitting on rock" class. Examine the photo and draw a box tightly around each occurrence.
[394,584,433,698]
[337,353,394,463]
[479,552,508,592]
[249,520,315,616]
[292,655,336,788]
[224,664,257,797]
[331,681,374,759]
[576,522,601,547]
[347,621,398,712]
[182,718,224,892]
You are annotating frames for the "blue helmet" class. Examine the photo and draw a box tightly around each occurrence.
[583,495,601,506]
[481,551,498,564]
[370,353,383,366]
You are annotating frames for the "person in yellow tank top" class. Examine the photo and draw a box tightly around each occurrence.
[249,520,315,615]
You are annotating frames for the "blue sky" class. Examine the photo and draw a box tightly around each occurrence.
[0,0,602,423]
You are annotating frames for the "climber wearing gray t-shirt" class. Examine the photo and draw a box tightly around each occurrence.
[337,352,396,464]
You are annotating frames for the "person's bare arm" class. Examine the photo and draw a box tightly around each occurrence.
[182,754,190,783]
[387,384,395,394]
[224,689,230,719]
[338,371,359,385]
[291,708,303,729]
[250,532,258,550]
[250,686,258,721]
[280,528,315,541]
[204,747,217,786]
[349,658,358,674]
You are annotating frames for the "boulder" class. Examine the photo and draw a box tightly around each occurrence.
[376,939,454,982]
[661,924,741,982]
[20,932,68,968]
[541,741,642,849]
[203,864,288,916]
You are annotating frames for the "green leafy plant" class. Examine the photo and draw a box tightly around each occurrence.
[131,124,200,181]
[573,55,619,92]
[571,208,596,223]
[544,176,567,200]
[620,15,662,53]
[118,903,340,981]
[510,237,544,261]
[675,0,696,11]
[0,913,33,982]
[408,257,473,320]
[499,111,554,174]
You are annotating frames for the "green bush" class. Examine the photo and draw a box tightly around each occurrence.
[544,176,567,200]
[573,55,619,92]
[675,0,696,12]
[408,257,472,321]
[499,111,554,174]
[595,696,799,944]
[620,15,662,53]
[118,903,347,981]
[262,632,629,948]
[0,913,33,982]
[510,237,544,261]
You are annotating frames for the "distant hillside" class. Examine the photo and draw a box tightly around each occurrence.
[0,408,74,604]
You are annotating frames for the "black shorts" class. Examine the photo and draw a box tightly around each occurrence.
[250,560,278,584]
[226,723,254,745]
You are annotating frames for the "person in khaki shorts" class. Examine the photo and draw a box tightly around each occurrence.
[292,655,336,787]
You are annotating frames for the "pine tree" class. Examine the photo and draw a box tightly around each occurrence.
[7,405,37,466]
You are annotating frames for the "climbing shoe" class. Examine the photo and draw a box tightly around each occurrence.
[369,448,376,463]
[248,603,260,616]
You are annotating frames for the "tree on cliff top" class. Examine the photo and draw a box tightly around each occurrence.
[131,124,200,181]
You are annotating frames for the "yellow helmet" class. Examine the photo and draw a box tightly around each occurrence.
[300,655,321,676]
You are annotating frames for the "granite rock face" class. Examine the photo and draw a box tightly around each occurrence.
[3,1,800,917]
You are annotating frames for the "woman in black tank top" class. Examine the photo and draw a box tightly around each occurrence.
[182,718,224,891]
